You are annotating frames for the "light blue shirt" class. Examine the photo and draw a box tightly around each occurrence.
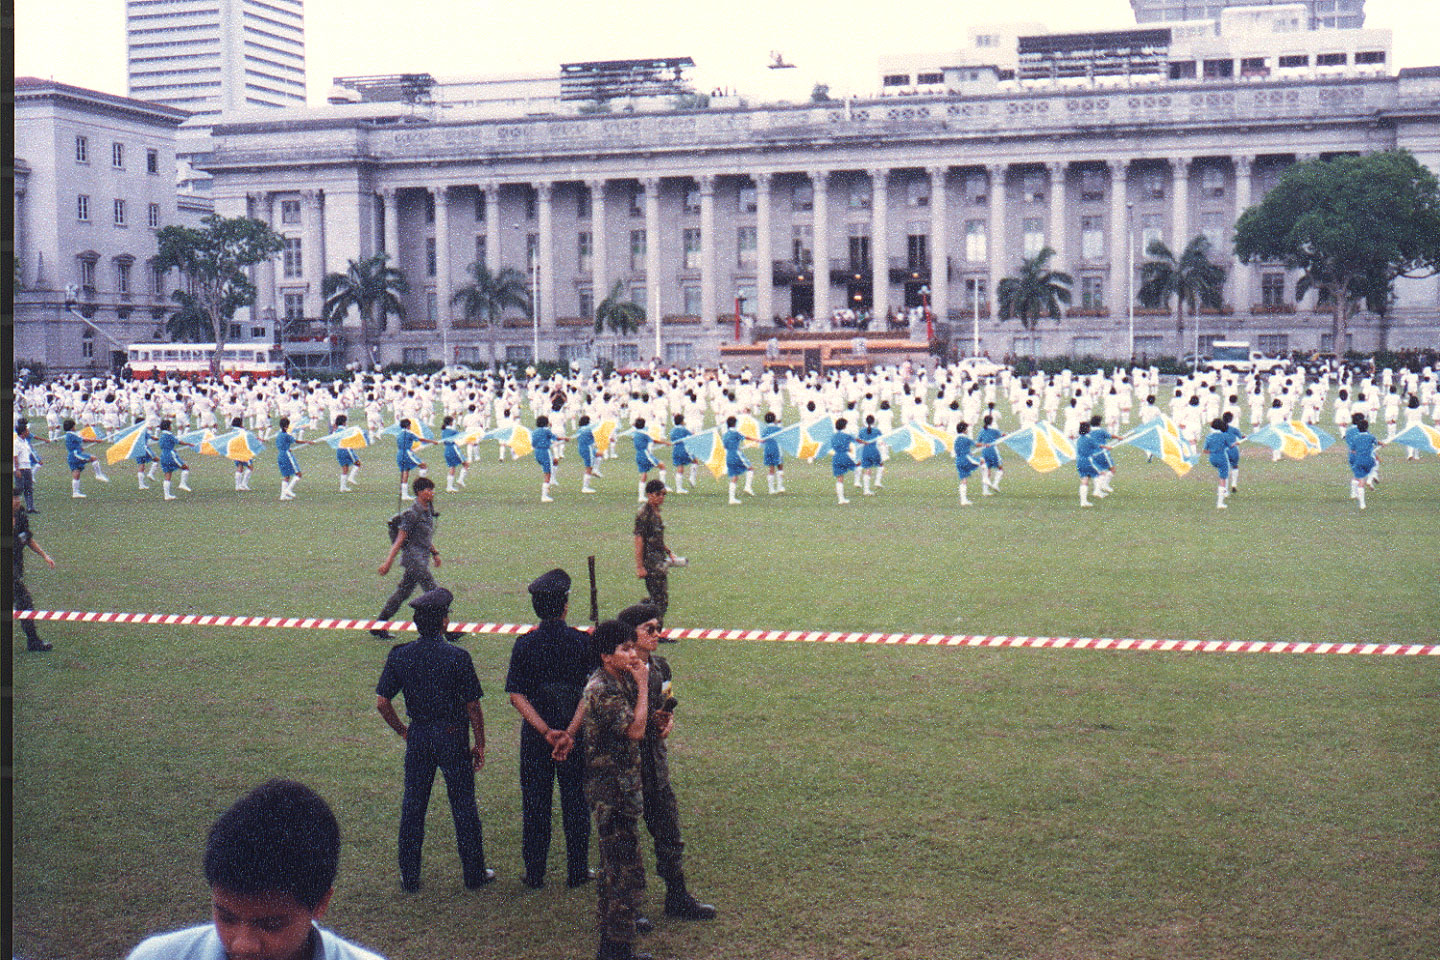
[126,922,386,960]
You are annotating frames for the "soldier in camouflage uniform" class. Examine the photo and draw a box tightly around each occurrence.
[582,621,652,960]
[615,603,716,922]
[633,480,675,619]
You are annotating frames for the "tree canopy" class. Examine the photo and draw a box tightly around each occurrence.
[1233,150,1440,350]
[451,262,530,364]
[151,214,285,376]
[324,253,409,367]
[996,247,1071,359]
[1137,235,1227,360]
[594,279,645,336]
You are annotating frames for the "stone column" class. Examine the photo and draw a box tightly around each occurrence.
[987,164,1007,321]
[1231,156,1252,312]
[1171,157,1191,249]
[928,165,949,327]
[643,176,662,358]
[301,189,323,319]
[810,169,830,324]
[431,185,453,333]
[699,174,716,323]
[588,178,607,310]
[536,181,554,332]
[252,192,277,322]
[755,173,773,326]
[483,183,502,275]
[1048,161,1068,271]
[379,189,400,264]
[870,167,889,320]
[1110,159,1130,317]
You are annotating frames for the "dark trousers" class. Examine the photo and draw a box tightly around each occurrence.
[641,774,685,884]
[16,470,35,512]
[13,574,43,647]
[379,563,438,621]
[642,570,669,619]
[519,730,590,882]
[595,803,645,944]
[399,721,487,887]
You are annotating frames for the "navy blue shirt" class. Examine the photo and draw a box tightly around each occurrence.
[377,637,483,724]
[505,619,597,733]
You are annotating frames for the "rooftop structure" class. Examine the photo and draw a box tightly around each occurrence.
[1130,0,1365,29]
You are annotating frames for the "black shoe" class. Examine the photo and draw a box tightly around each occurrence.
[665,886,717,920]
[371,629,393,639]
[634,916,654,935]
[401,878,421,893]
[597,941,652,960]
[27,508,39,514]
[465,868,496,889]
[445,629,466,642]
[567,868,597,887]
[27,640,53,652]
[521,873,545,889]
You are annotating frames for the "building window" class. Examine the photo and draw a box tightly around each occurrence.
[148,203,161,229]
[1278,54,1309,68]
[1355,51,1385,65]
[793,182,814,213]
[1023,172,1046,203]
[738,185,757,214]
[682,228,701,270]
[614,343,640,364]
[907,179,930,208]
[630,230,647,272]
[147,149,160,175]
[1201,211,1225,252]
[575,184,590,219]
[82,327,95,360]
[455,345,482,364]
[1201,167,1225,199]
[403,346,429,365]
[1257,334,1289,354]
[665,341,695,365]
[736,284,756,317]
[1080,170,1106,203]
[524,188,537,220]
[578,286,594,320]
[229,323,243,340]
[282,237,303,278]
[1141,213,1164,254]
[76,135,89,163]
[578,231,593,272]
[849,181,871,210]
[683,285,702,315]
[153,265,167,296]
[424,192,435,224]
[964,277,987,311]
[1144,172,1166,201]
[560,342,592,364]
[1081,276,1105,311]
[1022,218,1045,258]
[471,191,485,223]
[906,233,929,272]
[966,173,988,205]
[113,199,127,226]
[1240,57,1268,77]
[116,261,131,298]
[283,291,305,321]
[1203,59,1234,79]
[280,199,301,224]
[847,226,870,271]
[965,220,988,262]
[426,291,438,322]
[79,257,97,291]
[630,185,644,218]
[683,186,701,216]
[425,237,437,277]
[1134,334,1164,358]
[631,284,646,307]
[1261,272,1286,308]
[792,225,813,268]
[1081,216,1105,260]
[1316,52,1347,67]
[1319,333,1353,353]
[77,195,90,221]
[475,235,487,266]
[883,74,909,87]
[1169,60,1198,79]
[112,142,125,168]
[737,226,757,268]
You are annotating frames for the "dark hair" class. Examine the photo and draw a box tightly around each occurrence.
[412,476,435,494]
[835,418,848,431]
[64,419,76,431]
[764,412,776,423]
[726,416,737,428]
[1211,418,1227,431]
[634,417,646,429]
[579,415,590,426]
[160,418,173,432]
[616,602,661,630]
[592,619,636,659]
[645,478,666,495]
[279,417,290,430]
[400,418,411,429]
[334,414,348,427]
[203,779,339,910]
[536,415,549,428]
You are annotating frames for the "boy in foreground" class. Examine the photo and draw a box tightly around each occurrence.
[126,779,385,960]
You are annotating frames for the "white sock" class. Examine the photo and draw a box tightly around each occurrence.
[72,478,83,496]
[863,474,872,495]
[163,479,173,498]
[743,472,754,495]
[836,480,849,503]
[1216,485,1227,509]
[139,473,148,489]
[658,468,669,490]
[675,474,686,493]
[235,472,244,490]
[958,480,970,504]
[1079,482,1090,506]
[767,473,776,494]
[639,480,647,503]
[728,479,740,503]
[777,471,785,492]
[179,470,191,490]
[458,466,468,486]
[875,466,885,488]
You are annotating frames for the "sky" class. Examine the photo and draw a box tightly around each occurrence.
[13,0,1440,105]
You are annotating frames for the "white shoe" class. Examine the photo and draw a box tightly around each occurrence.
[96,474,110,483]
[728,497,741,505]
[178,484,192,492]
[582,487,596,494]
[981,487,993,496]
[72,491,87,498]
[837,497,850,505]
[164,493,177,501]
[541,495,554,503]
[138,482,149,490]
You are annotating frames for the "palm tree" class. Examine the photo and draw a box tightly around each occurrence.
[1138,236,1227,364]
[451,262,530,366]
[323,253,409,367]
[996,246,1072,361]
[594,279,645,335]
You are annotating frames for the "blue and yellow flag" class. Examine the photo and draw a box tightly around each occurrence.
[105,422,151,465]
[998,421,1075,473]
[1119,422,1197,477]
[593,418,618,455]
[78,424,107,442]
[772,416,835,460]
[880,422,948,461]
[380,421,436,441]
[1390,422,1440,456]
[317,425,372,450]
[1288,420,1335,454]
[675,428,727,479]
[209,429,266,462]
[1245,424,1311,460]
[734,414,763,448]
[483,424,533,458]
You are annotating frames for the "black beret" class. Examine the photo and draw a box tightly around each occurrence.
[528,568,571,597]
[409,587,454,614]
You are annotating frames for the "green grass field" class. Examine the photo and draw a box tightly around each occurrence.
[11,421,1440,960]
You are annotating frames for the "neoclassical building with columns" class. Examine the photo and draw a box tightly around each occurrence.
[201,64,1440,369]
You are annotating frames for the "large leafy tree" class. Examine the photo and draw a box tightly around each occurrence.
[323,253,409,366]
[1233,151,1440,351]
[996,247,1071,360]
[594,279,645,335]
[451,262,530,365]
[152,214,285,377]
[1137,235,1227,361]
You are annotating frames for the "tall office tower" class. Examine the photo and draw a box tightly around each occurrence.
[127,0,307,118]
[1130,0,1364,30]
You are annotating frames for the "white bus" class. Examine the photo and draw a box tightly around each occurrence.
[126,343,285,381]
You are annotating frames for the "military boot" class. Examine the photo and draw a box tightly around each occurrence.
[664,880,717,920]
[596,939,652,960]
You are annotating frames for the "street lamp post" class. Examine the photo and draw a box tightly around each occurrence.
[1126,202,1135,364]
[919,283,931,341]
[972,278,981,358]
[530,253,539,366]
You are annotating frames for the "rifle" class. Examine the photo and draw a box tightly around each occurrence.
[587,554,599,626]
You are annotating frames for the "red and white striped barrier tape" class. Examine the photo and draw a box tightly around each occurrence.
[11,610,1438,656]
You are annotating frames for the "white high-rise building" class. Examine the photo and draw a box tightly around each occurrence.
[127,0,306,118]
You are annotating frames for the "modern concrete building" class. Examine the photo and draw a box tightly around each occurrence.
[190,29,1439,371]
[127,0,306,119]
[1130,0,1365,30]
[14,79,214,374]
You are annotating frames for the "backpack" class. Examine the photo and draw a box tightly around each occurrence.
[387,511,405,543]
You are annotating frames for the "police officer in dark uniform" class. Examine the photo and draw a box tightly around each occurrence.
[375,587,494,892]
[13,492,55,652]
[504,568,597,889]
